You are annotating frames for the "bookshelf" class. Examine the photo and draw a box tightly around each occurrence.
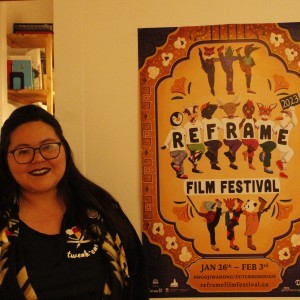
[7,33,54,113]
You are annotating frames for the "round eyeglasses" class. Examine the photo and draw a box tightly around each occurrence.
[8,142,63,164]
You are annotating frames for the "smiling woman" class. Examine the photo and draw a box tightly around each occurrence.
[0,105,149,300]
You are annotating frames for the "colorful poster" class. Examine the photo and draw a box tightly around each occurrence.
[139,23,300,298]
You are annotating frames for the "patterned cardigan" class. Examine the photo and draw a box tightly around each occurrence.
[0,203,149,300]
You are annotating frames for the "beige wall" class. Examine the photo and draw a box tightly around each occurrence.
[6,0,53,34]
[53,2,300,299]
[54,0,300,228]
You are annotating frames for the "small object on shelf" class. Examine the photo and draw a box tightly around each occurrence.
[8,56,33,89]
[10,72,24,89]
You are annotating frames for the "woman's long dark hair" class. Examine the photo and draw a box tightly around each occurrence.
[0,105,128,234]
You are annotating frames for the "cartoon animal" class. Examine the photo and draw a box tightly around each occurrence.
[161,112,188,179]
[255,103,277,174]
[197,199,222,251]
[239,100,259,170]
[217,45,240,95]
[218,97,242,170]
[183,105,206,173]
[223,198,243,250]
[199,47,219,96]
[237,44,259,94]
[201,102,223,170]
[274,106,298,178]
[242,198,267,250]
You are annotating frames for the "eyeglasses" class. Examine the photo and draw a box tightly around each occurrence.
[8,142,63,164]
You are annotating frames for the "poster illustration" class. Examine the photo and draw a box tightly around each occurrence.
[139,23,300,297]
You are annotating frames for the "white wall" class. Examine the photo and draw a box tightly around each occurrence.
[0,3,8,125]
[53,2,300,299]
[6,0,53,34]
[54,0,300,229]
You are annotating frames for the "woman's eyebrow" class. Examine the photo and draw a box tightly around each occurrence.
[9,143,31,149]
[40,138,59,144]
[10,138,59,149]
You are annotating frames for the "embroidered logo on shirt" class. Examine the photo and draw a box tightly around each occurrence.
[66,226,98,259]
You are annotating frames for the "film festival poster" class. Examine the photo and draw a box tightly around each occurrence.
[139,23,300,298]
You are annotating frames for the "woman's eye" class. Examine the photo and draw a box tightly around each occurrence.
[42,144,53,151]
[17,148,31,155]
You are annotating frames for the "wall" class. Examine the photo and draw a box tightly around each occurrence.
[53,1,300,299]
[0,3,7,125]
[54,0,300,229]
[6,0,53,34]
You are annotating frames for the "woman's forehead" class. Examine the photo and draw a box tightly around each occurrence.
[10,121,58,145]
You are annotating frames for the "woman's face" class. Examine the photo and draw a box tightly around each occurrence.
[7,121,66,196]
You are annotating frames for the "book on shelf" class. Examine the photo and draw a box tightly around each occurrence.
[8,55,33,90]
[7,60,12,89]
[25,49,43,89]
[13,23,53,34]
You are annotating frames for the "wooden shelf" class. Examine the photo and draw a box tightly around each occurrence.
[8,89,49,105]
[7,33,53,49]
[7,33,54,113]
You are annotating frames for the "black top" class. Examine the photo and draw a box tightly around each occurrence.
[18,217,105,300]
[0,203,149,300]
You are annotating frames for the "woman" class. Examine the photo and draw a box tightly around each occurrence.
[0,105,149,299]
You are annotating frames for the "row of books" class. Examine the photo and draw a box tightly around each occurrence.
[13,23,53,34]
[7,49,46,90]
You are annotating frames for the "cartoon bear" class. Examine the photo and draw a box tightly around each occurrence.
[242,198,267,250]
